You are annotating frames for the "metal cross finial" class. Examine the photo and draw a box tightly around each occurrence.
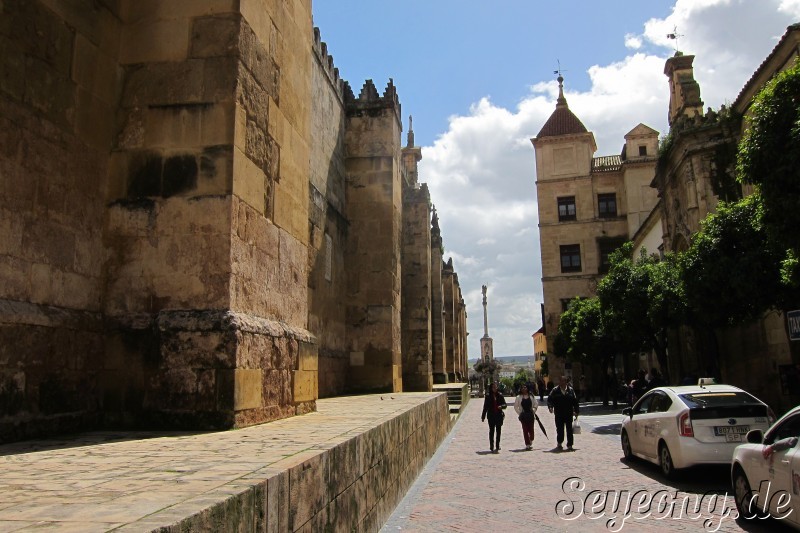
[666,26,684,52]
[553,59,568,79]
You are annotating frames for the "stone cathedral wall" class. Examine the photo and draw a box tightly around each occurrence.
[0,0,467,443]
[0,0,317,442]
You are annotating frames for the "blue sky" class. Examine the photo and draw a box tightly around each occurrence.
[313,0,800,358]
[314,0,675,146]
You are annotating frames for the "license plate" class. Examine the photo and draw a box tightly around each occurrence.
[714,425,749,436]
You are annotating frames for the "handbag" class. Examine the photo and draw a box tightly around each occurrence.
[572,420,581,434]
[519,411,534,423]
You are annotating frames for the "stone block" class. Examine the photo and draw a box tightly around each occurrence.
[233,368,262,410]
[234,103,247,152]
[71,33,120,105]
[40,0,122,52]
[1,36,27,101]
[23,56,75,129]
[288,453,329,530]
[144,104,205,149]
[3,0,74,77]
[124,0,238,22]
[298,341,318,371]
[119,19,191,64]
[198,144,234,195]
[190,14,240,59]
[292,369,317,402]
[265,468,289,533]
[239,0,277,56]
[202,56,239,103]
[75,88,114,151]
[122,60,205,108]
[233,146,267,215]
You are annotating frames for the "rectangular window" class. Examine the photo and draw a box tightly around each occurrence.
[598,238,625,274]
[557,196,576,221]
[560,244,581,273]
[598,193,617,218]
[638,145,647,156]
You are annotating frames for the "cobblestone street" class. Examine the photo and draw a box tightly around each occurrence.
[383,397,793,532]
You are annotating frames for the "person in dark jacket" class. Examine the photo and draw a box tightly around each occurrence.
[481,381,507,453]
[547,375,580,450]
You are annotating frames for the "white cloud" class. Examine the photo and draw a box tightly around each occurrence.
[625,33,643,49]
[419,1,799,358]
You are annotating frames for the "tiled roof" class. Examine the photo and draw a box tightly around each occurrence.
[592,155,622,172]
[536,106,588,138]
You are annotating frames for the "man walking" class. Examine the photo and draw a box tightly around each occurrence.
[548,375,580,450]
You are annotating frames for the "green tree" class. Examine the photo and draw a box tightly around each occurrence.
[555,297,618,403]
[597,243,685,382]
[681,196,784,328]
[737,59,800,265]
[513,368,534,393]
[680,196,786,372]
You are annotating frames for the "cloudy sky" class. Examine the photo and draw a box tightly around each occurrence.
[313,0,800,358]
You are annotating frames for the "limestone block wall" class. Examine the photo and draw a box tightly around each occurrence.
[401,185,433,391]
[104,0,315,427]
[442,263,456,381]
[344,81,403,393]
[0,0,122,440]
[0,0,317,441]
[431,230,447,384]
[309,28,349,398]
[145,393,451,532]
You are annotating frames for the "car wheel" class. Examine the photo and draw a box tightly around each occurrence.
[732,465,760,519]
[621,430,633,460]
[659,442,676,479]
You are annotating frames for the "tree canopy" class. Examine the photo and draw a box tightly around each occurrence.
[680,195,785,326]
[737,59,800,290]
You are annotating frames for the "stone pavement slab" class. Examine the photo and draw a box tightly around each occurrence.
[383,397,794,532]
[0,393,447,532]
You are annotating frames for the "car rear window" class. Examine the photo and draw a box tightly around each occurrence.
[678,391,768,420]
[678,391,761,408]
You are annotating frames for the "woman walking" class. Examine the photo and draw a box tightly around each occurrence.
[514,383,538,450]
[481,381,507,453]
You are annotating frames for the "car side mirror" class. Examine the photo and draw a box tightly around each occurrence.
[622,408,632,417]
[746,429,764,444]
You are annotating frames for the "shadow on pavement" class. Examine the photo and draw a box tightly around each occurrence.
[590,423,622,435]
[0,430,212,456]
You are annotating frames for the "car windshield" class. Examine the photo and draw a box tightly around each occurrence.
[678,391,761,408]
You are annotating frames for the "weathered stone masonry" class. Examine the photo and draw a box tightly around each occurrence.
[0,0,468,442]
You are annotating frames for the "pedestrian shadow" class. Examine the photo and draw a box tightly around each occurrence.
[544,447,565,453]
[475,450,494,455]
[509,448,533,453]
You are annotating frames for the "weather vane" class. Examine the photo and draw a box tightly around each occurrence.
[666,26,683,52]
[553,59,568,78]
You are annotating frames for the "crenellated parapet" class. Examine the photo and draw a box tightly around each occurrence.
[312,27,346,104]
[668,104,739,138]
[345,79,402,126]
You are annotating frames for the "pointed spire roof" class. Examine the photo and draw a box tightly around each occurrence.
[536,75,588,138]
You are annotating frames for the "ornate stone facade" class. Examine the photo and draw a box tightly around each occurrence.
[0,0,467,442]
[654,26,800,411]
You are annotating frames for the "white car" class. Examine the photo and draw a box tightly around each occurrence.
[731,405,800,526]
[620,384,774,479]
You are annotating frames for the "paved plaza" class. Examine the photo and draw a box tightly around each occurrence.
[383,397,791,532]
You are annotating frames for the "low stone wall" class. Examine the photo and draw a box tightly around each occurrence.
[133,393,450,532]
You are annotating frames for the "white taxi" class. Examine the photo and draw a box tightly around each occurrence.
[620,384,774,479]
[731,405,800,526]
